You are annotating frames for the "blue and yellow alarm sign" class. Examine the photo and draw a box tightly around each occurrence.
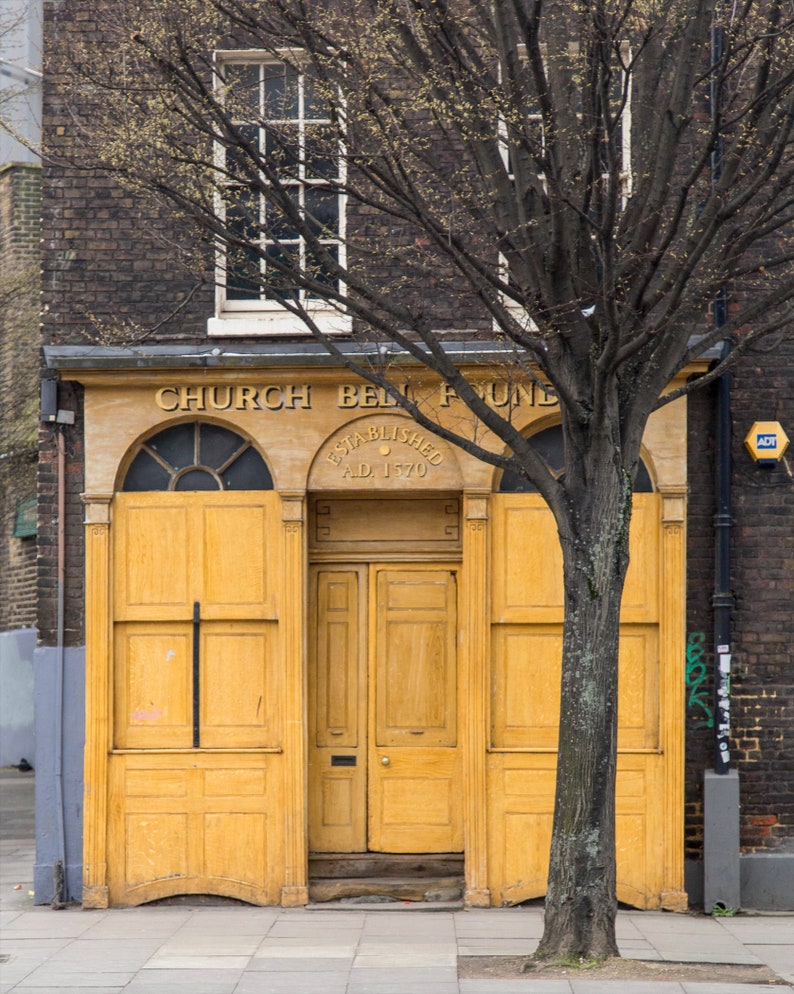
[744,421,789,465]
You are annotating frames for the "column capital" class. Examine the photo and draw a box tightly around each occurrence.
[280,492,306,524]
[81,493,113,525]
[463,489,491,521]
[657,486,687,526]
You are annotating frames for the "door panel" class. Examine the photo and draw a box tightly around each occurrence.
[308,567,367,852]
[200,622,274,748]
[115,501,193,619]
[308,563,461,854]
[369,567,461,853]
[114,623,192,749]
[368,746,462,852]
[201,502,272,618]
[373,570,457,748]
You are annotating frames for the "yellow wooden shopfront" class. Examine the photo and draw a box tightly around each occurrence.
[73,365,688,911]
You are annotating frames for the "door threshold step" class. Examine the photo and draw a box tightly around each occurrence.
[308,874,464,904]
[309,852,464,879]
[306,899,464,911]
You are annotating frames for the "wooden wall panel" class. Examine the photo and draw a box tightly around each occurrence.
[108,754,281,906]
[491,625,660,751]
[487,755,662,908]
[487,491,674,909]
[491,494,661,624]
[491,628,562,749]
[115,500,192,619]
[201,624,275,748]
[113,625,192,749]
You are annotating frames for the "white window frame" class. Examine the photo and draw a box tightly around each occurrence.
[209,50,351,337]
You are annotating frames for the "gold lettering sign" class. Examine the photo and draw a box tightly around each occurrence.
[310,416,462,491]
[437,381,557,408]
[336,382,557,409]
[154,385,312,412]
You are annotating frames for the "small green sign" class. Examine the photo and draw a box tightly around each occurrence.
[13,496,37,538]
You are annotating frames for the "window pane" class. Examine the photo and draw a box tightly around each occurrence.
[304,123,337,179]
[305,187,339,237]
[174,469,222,491]
[226,189,262,299]
[306,244,338,297]
[199,422,246,469]
[122,450,173,492]
[121,423,272,492]
[499,469,537,493]
[265,63,298,120]
[225,123,259,179]
[223,63,260,121]
[529,425,565,474]
[220,60,341,312]
[148,423,197,470]
[634,461,653,493]
[303,74,327,120]
[265,202,300,243]
[498,424,654,493]
[264,243,300,301]
[265,124,300,175]
[222,447,274,490]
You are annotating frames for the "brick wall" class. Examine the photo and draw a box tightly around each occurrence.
[685,342,794,858]
[41,4,212,347]
[0,163,41,632]
[685,379,717,858]
[729,339,794,851]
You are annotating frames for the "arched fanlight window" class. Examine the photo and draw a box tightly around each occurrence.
[498,424,653,493]
[121,422,274,492]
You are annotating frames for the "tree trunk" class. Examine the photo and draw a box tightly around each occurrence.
[535,467,632,961]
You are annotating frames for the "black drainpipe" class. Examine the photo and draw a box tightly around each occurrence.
[711,23,733,776]
[713,327,733,775]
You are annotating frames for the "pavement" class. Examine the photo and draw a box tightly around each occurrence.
[1,768,793,993]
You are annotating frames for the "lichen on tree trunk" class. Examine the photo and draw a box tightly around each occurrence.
[535,468,632,961]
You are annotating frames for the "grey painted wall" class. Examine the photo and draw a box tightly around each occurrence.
[33,644,84,904]
[0,627,36,767]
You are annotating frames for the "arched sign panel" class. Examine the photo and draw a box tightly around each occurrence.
[308,415,463,491]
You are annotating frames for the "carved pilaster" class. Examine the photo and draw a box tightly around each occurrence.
[658,486,688,910]
[81,494,113,908]
[462,491,491,907]
[280,492,309,906]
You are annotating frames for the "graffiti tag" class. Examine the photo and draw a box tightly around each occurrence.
[685,631,714,728]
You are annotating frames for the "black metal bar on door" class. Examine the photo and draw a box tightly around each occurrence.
[192,601,200,748]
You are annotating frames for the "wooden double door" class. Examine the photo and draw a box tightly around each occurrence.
[308,564,462,854]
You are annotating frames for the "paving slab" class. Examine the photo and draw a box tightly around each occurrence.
[742,946,794,984]
[122,968,243,994]
[246,955,353,972]
[252,942,358,958]
[234,974,350,994]
[680,986,787,994]
[460,981,572,993]
[568,983,685,994]
[3,988,124,994]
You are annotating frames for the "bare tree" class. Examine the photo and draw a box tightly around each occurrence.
[56,0,794,959]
